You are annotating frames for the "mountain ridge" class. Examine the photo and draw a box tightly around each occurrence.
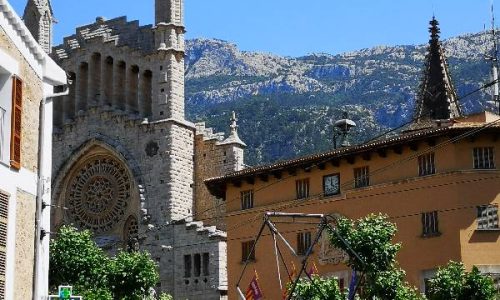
[184,31,497,166]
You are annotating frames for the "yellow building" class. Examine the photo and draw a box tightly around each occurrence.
[206,18,500,299]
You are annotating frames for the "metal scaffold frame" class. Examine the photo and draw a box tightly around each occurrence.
[236,212,365,300]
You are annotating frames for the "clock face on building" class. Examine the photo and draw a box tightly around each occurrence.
[323,174,340,196]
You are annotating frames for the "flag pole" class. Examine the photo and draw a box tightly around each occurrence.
[236,286,246,300]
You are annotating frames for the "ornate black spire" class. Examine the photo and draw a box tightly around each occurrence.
[415,17,462,122]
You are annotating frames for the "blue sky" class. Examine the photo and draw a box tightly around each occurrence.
[8,0,498,56]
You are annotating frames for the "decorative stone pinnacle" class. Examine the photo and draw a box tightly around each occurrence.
[220,111,246,147]
[230,111,238,134]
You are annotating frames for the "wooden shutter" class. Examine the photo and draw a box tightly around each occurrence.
[0,190,9,298]
[10,77,22,170]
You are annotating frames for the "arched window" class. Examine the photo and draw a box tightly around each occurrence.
[124,215,139,244]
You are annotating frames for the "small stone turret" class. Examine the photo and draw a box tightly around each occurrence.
[23,0,54,54]
[155,0,183,25]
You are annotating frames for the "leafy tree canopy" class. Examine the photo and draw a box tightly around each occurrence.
[49,226,167,299]
[328,214,423,300]
[427,261,497,300]
[287,215,497,300]
[289,275,345,300]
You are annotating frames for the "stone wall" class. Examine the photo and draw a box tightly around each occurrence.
[50,106,226,298]
[49,1,240,297]
[143,220,227,300]
[51,109,192,225]
[193,123,246,229]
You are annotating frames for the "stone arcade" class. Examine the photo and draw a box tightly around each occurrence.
[22,0,246,298]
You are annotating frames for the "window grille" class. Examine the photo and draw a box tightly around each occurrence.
[241,190,254,210]
[296,178,310,200]
[297,231,312,255]
[473,147,496,169]
[421,211,439,236]
[354,166,370,188]
[477,205,499,230]
[242,240,256,262]
[418,152,435,176]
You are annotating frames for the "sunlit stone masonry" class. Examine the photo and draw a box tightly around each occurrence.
[42,0,246,298]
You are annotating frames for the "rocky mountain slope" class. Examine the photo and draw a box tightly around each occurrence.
[184,32,498,166]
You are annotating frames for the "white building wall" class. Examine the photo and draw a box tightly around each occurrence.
[0,1,67,298]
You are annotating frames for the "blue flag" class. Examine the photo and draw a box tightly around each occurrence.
[348,269,357,300]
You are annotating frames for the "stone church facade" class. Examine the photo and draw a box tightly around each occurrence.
[21,0,245,298]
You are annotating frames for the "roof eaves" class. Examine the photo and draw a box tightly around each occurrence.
[204,125,471,184]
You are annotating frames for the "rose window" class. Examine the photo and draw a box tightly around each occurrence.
[66,156,131,233]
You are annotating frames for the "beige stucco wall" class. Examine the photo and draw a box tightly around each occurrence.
[0,22,43,300]
[13,189,35,300]
[0,26,43,172]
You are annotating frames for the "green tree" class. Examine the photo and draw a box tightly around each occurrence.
[427,261,497,300]
[157,293,174,300]
[50,226,168,299]
[78,287,113,300]
[109,251,160,300]
[288,275,345,300]
[367,268,422,300]
[329,214,401,274]
[328,214,423,300]
[49,226,110,292]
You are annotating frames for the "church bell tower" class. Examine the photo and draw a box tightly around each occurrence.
[23,0,54,54]
[153,0,186,121]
